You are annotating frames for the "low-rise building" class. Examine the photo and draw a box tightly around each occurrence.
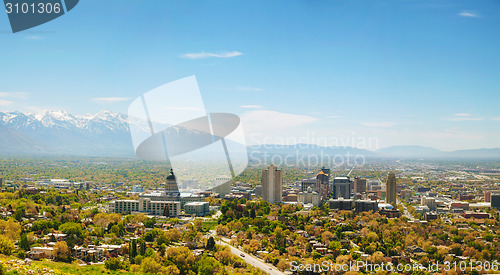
[109,198,181,216]
[184,202,210,216]
[355,200,378,212]
[298,186,321,207]
[462,211,490,219]
[30,247,54,258]
[328,198,353,210]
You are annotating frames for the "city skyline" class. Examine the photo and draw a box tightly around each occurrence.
[1,0,500,150]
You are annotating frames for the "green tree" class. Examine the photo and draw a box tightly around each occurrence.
[105,258,129,271]
[159,243,167,256]
[104,258,121,271]
[143,217,156,228]
[129,239,138,264]
[196,255,221,275]
[144,230,156,242]
[14,206,25,222]
[156,233,168,246]
[20,233,30,251]
[139,238,146,256]
[144,248,155,258]
[250,209,256,219]
[206,236,216,251]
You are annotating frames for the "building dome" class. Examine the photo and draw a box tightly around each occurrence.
[378,203,394,210]
[167,169,176,180]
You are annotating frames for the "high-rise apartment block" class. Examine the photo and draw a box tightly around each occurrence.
[262,164,283,204]
[386,172,397,206]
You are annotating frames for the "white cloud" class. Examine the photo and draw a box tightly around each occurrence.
[458,10,479,17]
[449,117,480,121]
[25,35,44,40]
[361,121,395,128]
[182,51,243,59]
[164,106,203,111]
[492,117,500,121]
[241,110,318,135]
[0,92,30,99]
[236,86,263,92]
[0,100,14,106]
[92,97,131,103]
[240,105,263,109]
[446,113,483,121]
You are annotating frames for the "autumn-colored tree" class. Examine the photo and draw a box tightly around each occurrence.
[164,265,180,274]
[140,257,162,274]
[0,219,21,240]
[53,241,71,262]
[166,246,196,274]
[215,224,229,236]
[215,246,234,265]
[0,235,14,256]
[194,219,203,232]
[165,228,181,242]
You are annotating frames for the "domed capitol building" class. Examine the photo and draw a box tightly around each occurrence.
[108,169,207,217]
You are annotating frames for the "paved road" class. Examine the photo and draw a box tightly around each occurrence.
[215,236,285,275]
[397,198,416,221]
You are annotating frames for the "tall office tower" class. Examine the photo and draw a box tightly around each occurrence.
[484,191,491,203]
[333,176,351,199]
[212,176,232,197]
[386,172,397,206]
[492,192,500,209]
[261,164,283,204]
[165,169,180,197]
[354,177,366,194]
[316,167,330,200]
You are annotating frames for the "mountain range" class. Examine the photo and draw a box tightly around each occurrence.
[0,110,499,159]
[0,110,134,156]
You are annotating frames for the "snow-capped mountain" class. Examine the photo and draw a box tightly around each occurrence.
[1,110,130,132]
[0,110,137,156]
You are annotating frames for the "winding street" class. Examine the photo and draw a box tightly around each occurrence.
[212,233,286,275]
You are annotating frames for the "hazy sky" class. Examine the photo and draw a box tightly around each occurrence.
[1,0,499,150]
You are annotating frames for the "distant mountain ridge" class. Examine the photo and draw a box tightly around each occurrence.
[377,145,500,159]
[376,145,443,158]
[0,110,135,156]
[0,110,499,159]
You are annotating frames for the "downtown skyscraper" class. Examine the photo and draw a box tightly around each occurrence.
[386,172,397,206]
[262,164,283,204]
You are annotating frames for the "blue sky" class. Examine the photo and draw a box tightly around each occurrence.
[0,0,499,150]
